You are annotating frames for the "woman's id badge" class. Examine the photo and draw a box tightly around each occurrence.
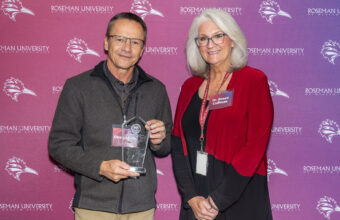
[196,151,208,176]
[209,90,233,110]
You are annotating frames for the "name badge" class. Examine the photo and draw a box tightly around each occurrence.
[196,151,208,176]
[209,90,233,110]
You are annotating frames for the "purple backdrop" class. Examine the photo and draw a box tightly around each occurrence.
[1,0,339,219]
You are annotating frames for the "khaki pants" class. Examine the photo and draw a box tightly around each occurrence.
[75,208,155,220]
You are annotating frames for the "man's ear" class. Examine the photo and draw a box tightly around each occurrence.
[104,37,109,51]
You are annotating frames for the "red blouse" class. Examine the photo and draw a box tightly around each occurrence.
[172,66,274,177]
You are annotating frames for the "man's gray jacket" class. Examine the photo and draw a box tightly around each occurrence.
[48,61,172,214]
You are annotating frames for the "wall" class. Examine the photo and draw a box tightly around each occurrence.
[1,0,339,219]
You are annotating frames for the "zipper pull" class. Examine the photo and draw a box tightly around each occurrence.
[123,115,127,123]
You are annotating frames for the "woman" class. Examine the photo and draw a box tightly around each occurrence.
[171,9,274,220]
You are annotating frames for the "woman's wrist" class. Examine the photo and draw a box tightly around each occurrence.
[208,196,219,211]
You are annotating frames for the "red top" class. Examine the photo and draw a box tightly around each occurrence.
[172,66,274,177]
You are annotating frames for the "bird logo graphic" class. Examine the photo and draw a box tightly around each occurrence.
[66,38,100,63]
[321,40,340,65]
[267,159,288,181]
[69,198,74,213]
[130,0,164,20]
[3,77,37,102]
[318,119,340,144]
[259,0,292,24]
[1,0,34,21]
[268,80,289,98]
[156,169,164,175]
[5,157,39,181]
[317,196,340,219]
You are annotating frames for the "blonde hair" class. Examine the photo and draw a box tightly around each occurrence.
[186,9,248,76]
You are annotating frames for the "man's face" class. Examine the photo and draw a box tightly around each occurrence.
[104,19,145,73]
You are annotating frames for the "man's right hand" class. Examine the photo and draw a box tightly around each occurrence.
[99,160,139,182]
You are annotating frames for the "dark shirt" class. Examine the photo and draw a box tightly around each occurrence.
[103,61,139,102]
[182,91,211,197]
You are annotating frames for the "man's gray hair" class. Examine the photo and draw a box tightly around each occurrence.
[186,9,248,76]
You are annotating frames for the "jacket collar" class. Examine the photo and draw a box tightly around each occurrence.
[90,60,153,86]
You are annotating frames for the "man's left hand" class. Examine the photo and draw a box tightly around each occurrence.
[145,119,166,145]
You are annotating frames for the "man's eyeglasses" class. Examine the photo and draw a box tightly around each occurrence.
[195,33,227,47]
[108,35,145,48]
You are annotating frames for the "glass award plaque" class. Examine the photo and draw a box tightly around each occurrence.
[121,116,150,174]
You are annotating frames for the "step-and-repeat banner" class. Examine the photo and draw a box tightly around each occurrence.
[1,0,339,219]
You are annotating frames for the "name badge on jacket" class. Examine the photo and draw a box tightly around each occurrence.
[209,90,233,110]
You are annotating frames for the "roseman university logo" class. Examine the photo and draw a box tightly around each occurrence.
[259,0,291,24]
[319,119,340,143]
[268,80,289,98]
[317,196,340,219]
[130,0,164,20]
[66,38,100,63]
[156,169,164,175]
[3,77,37,102]
[5,157,38,181]
[1,0,34,21]
[267,159,288,181]
[321,40,340,65]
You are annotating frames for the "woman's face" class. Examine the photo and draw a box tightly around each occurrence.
[197,20,233,68]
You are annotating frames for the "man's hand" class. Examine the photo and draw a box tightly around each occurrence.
[99,160,139,182]
[188,196,218,220]
[145,119,166,146]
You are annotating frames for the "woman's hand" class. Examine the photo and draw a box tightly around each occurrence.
[188,196,218,220]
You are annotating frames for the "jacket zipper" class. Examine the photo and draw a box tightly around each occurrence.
[118,113,127,213]
[98,70,143,213]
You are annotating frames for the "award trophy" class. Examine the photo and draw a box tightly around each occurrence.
[121,116,150,174]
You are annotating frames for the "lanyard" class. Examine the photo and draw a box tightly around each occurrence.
[199,72,231,152]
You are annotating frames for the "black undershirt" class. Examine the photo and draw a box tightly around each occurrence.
[181,91,212,197]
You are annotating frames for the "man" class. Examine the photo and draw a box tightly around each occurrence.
[48,12,172,220]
